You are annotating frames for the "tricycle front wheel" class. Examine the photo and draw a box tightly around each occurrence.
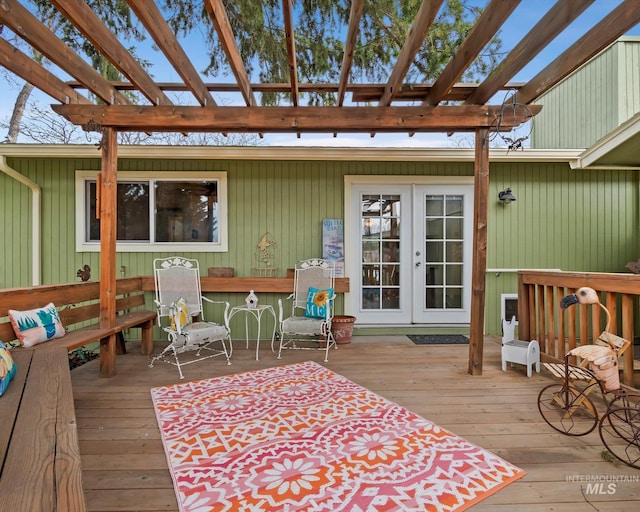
[537,383,598,436]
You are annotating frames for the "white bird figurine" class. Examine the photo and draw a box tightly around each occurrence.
[560,286,623,391]
[560,286,611,332]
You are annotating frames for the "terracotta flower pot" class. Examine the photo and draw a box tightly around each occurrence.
[331,315,356,344]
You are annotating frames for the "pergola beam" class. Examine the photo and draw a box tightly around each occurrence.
[203,0,257,107]
[0,38,91,105]
[282,0,299,107]
[0,0,130,105]
[65,80,524,102]
[125,0,216,106]
[465,0,595,105]
[52,104,541,133]
[513,0,640,105]
[337,0,364,106]
[378,0,443,106]
[49,0,173,106]
[424,0,520,106]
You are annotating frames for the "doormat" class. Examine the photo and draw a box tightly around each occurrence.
[151,361,524,512]
[408,334,469,345]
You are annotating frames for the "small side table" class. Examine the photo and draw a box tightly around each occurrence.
[228,304,276,361]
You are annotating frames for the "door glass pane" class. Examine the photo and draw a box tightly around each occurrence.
[426,288,443,308]
[446,241,463,262]
[382,264,399,285]
[426,265,443,285]
[360,193,401,311]
[424,194,464,311]
[426,218,443,239]
[445,218,463,239]
[446,288,463,308]
[382,289,400,309]
[362,240,380,262]
[446,265,463,285]
[445,196,463,216]
[425,196,443,216]
[426,241,443,261]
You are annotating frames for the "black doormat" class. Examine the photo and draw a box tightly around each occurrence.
[408,334,469,345]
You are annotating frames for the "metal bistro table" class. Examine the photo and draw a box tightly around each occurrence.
[228,304,276,361]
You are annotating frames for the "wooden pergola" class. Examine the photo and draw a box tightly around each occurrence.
[1,0,640,376]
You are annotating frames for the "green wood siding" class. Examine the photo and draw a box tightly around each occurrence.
[485,162,639,333]
[2,155,638,336]
[0,171,31,288]
[531,37,640,149]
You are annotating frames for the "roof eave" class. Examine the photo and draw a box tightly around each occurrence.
[571,111,640,170]
[0,144,584,163]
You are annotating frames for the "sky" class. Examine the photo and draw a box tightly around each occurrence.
[0,0,639,148]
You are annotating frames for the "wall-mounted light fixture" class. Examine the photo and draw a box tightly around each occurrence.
[498,188,516,204]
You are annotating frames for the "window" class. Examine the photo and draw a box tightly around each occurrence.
[76,171,228,252]
[501,293,518,324]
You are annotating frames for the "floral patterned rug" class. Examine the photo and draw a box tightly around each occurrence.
[151,361,525,511]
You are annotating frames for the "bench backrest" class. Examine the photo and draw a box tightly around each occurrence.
[0,277,148,344]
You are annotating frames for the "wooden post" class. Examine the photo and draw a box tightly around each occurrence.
[468,128,489,375]
[99,127,118,377]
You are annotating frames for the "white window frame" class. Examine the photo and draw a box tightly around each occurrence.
[501,293,519,324]
[75,170,228,253]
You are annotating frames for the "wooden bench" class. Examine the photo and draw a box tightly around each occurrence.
[0,277,156,377]
[0,347,86,511]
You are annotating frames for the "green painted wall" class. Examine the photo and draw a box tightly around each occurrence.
[1,154,637,336]
[531,37,640,149]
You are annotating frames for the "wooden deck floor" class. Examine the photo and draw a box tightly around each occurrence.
[70,336,640,511]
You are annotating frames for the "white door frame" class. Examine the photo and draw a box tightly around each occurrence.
[344,175,474,325]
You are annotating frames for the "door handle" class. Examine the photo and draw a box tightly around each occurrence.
[415,261,421,267]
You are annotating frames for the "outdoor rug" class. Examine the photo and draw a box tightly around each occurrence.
[151,361,525,512]
[408,334,469,345]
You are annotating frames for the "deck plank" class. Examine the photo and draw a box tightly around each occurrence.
[71,336,640,511]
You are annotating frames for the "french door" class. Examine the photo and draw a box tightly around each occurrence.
[347,178,474,325]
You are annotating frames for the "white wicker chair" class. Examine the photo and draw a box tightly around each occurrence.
[150,256,231,379]
[277,258,336,362]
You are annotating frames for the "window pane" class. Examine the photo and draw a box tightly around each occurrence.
[381,264,399,285]
[381,196,400,217]
[362,241,380,262]
[446,241,463,263]
[362,265,379,286]
[446,264,463,285]
[426,218,443,239]
[381,218,400,239]
[445,195,464,216]
[155,181,218,243]
[446,288,463,308]
[426,288,443,308]
[425,196,443,216]
[445,218,463,239]
[382,288,400,309]
[381,241,400,263]
[426,265,443,285]
[362,289,380,309]
[87,181,150,241]
[426,241,443,261]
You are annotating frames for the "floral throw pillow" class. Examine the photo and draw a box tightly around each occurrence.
[304,287,334,319]
[8,303,66,348]
[0,341,17,396]
[170,297,191,332]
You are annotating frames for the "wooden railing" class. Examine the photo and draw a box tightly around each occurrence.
[517,271,639,387]
[139,276,350,294]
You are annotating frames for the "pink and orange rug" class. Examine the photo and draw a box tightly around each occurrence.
[151,361,524,511]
